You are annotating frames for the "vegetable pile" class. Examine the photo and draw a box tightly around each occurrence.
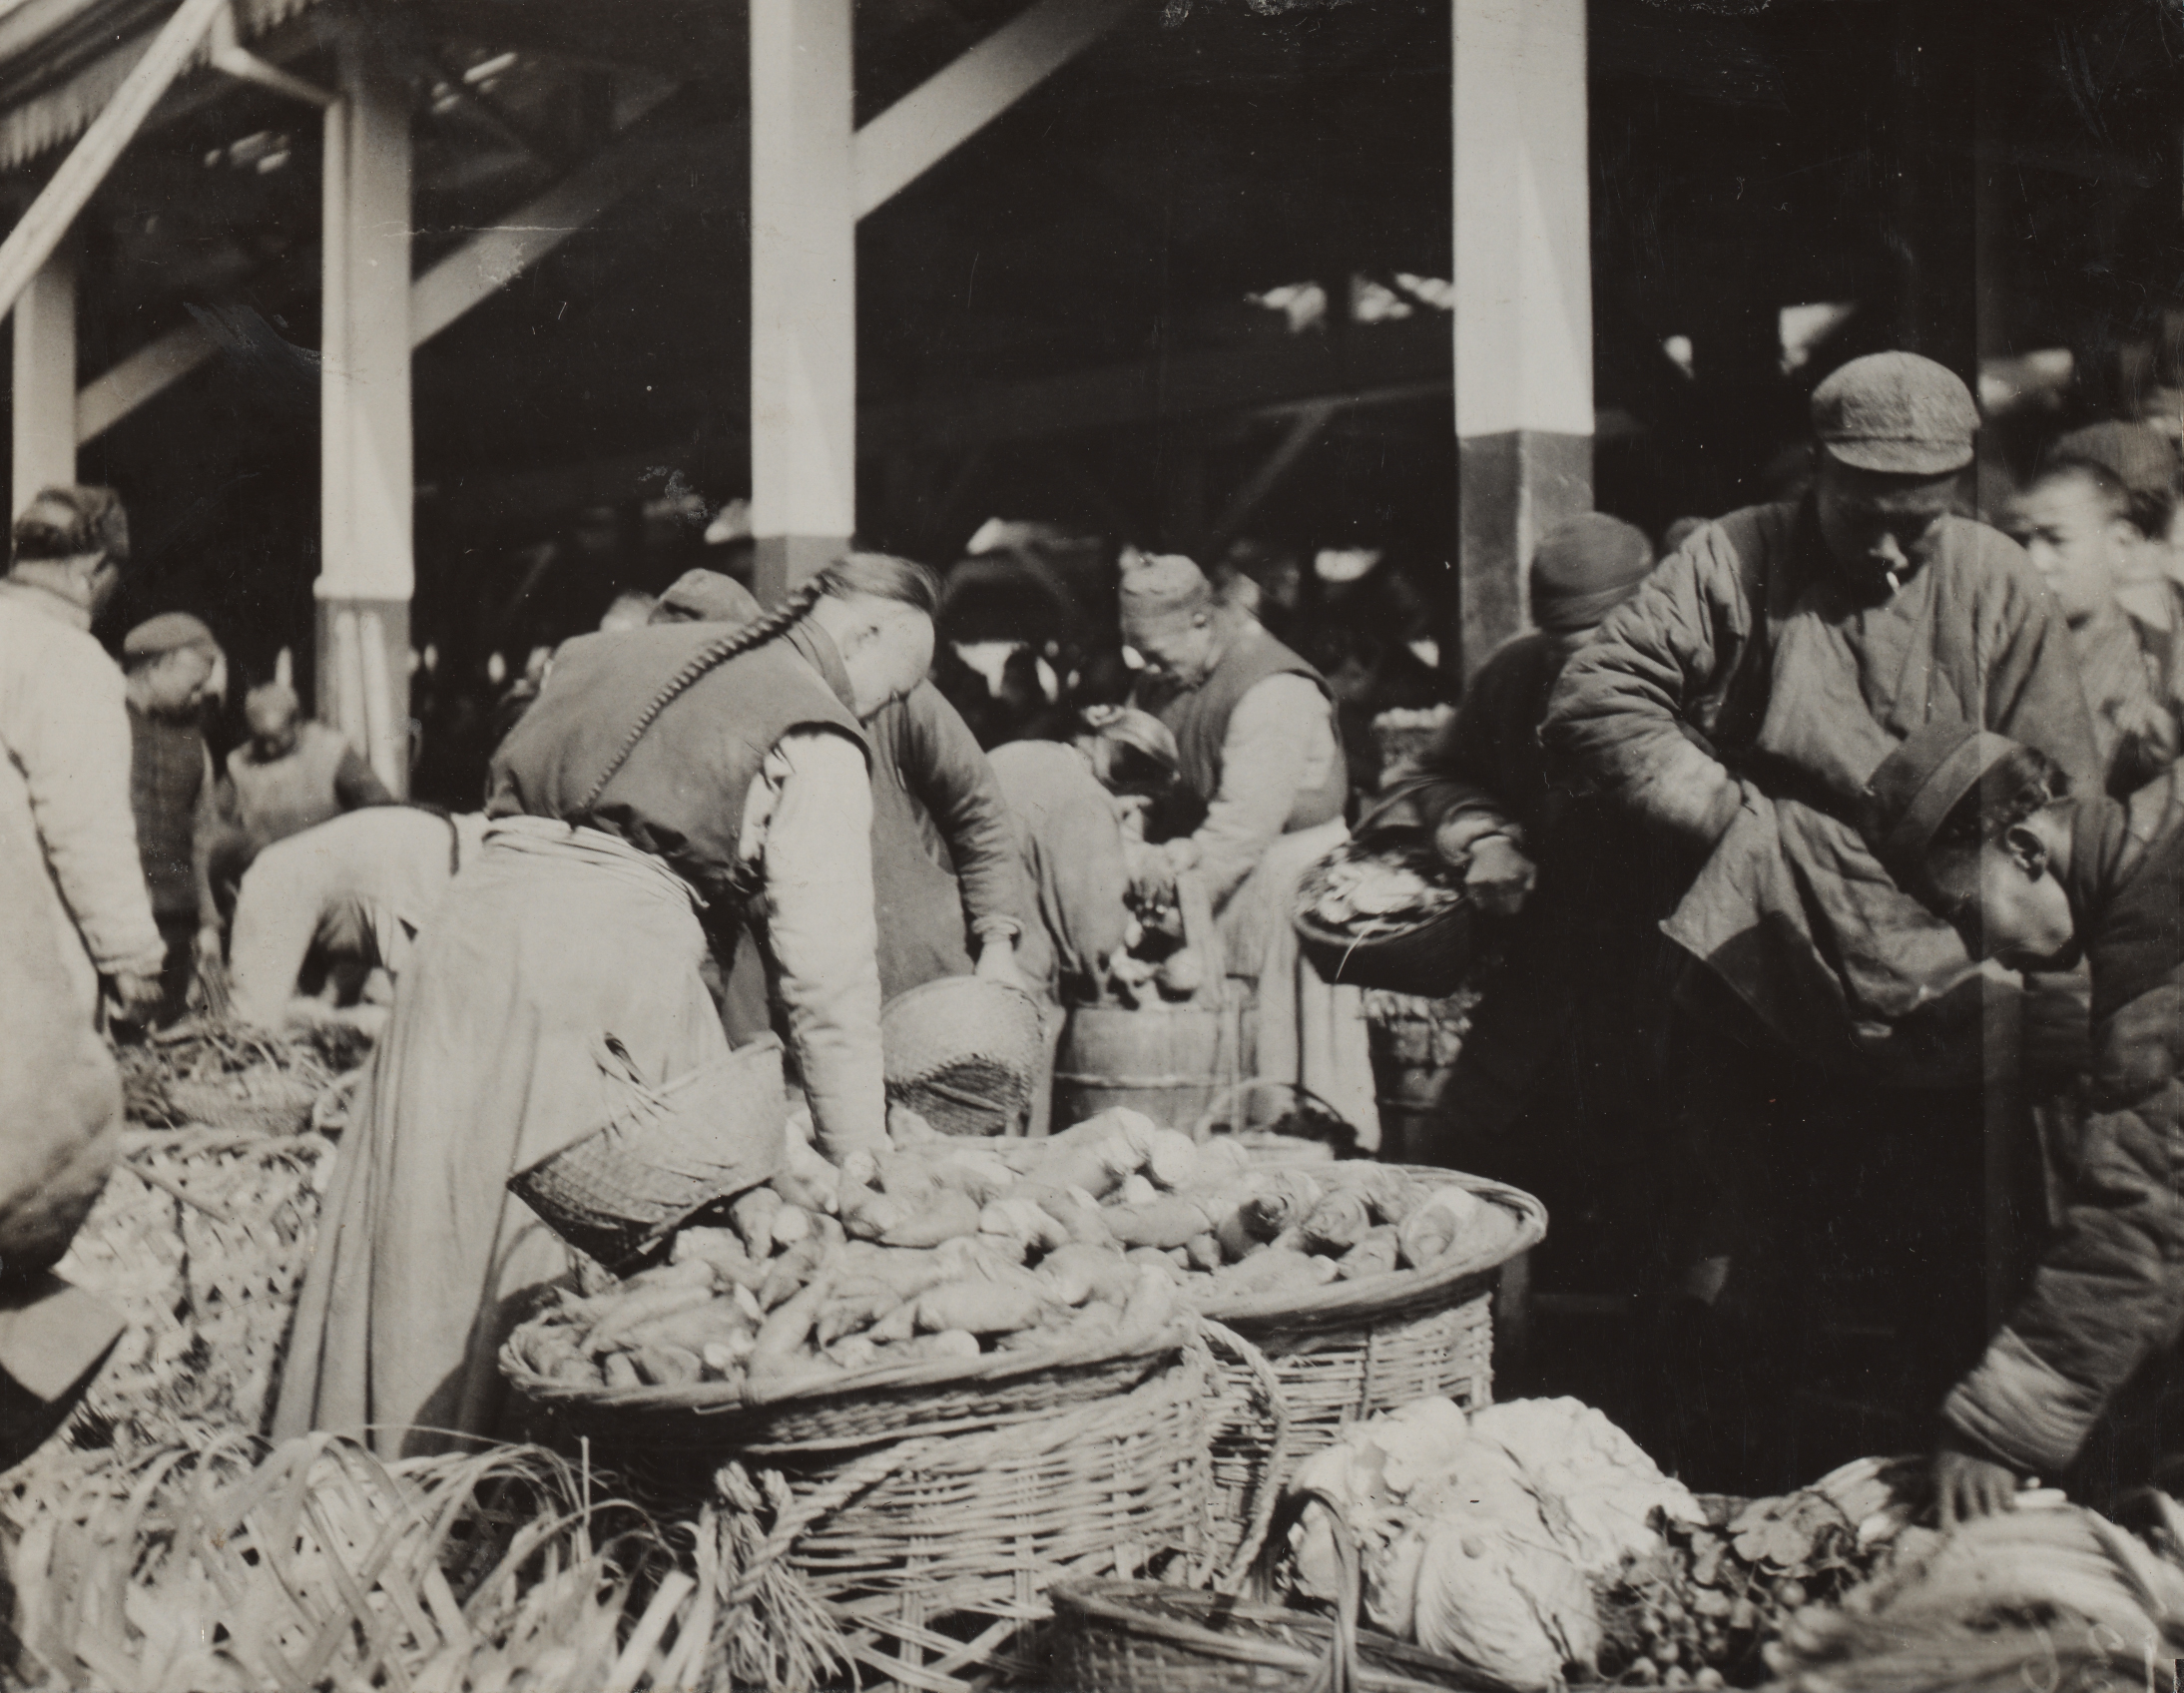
[506,1107,1511,1397]
[1299,840,1461,939]
[1597,1456,1921,1688]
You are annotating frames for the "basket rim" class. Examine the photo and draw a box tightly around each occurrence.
[1192,1167,1543,1327]
[501,1314,1190,1419]
[1292,894,1470,954]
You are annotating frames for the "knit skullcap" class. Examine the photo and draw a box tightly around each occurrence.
[123,612,219,662]
[1118,551,1213,643]
[1529,513,1655,633]
[12,484,128,567]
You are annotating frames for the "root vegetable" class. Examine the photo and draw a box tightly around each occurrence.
[1354,1165,1427,1226]
[887,1102,938,1145]
[632,1345,702,1387]
[838,1149,879,1194]
[841,1188,907,1241]
[874,1150,940,1203]
[620,1303,751,1354]
[930,1150,1013,1206]
[818,1290,902,1346]
[1105,1196,1213,1251]
[1038,1242,1136,1307]
[1016,1183,1110,1247]
[1015,1109,1158,1197]
[829,1336,879,1372]
[703,1334,754,1375]
[1337,1225,1400,1281]
[1146,1129,1200,1190]
[672,1228,766,1291]
[754,1267,837,1356]
[728,1188,782,1258]
[1241,1171,1323,1241]
[588,1285,714,1353]
[1302,1190,1372,1255]
[602,1353,641,1390]
[1208,1247,1334,1300]
[880,1188,982,1248]
[1185,1233,1222,1272]
[980,1196,1071,1254]
[759,1238,826,1310]
[1118,1173,1159,1206]
[1396,1184,1487,1269]
[1193,1138,1250,1183]
[814,1213,847,1252]
[732,1284,765,1325]
[745,1352,844,1394]
[915,1278,1046,1335]
[1120,1263,1176,1332]
[771,1205,814,1251]
[869,1301,919,1345]
[1214,1209,1260,1264]
[1125,1247,1187,1284]
[939,1233,1029,1278]
[912,1329,980,1361]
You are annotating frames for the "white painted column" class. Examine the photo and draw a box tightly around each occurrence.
[12,244,75,515]
[750,0,855,604]
[1452,0,1593,677]
[317,36,412,794]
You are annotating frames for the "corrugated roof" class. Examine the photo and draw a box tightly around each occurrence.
[0,0,321,172]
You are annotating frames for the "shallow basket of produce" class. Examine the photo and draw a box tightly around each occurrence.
[1293,836,1474,998]
[1189,1163,1545,1562]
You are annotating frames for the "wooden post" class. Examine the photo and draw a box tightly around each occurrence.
[1451,0,1593,680]
[13,245,74,515]
[750,0,855,604]
[316,35,412,795]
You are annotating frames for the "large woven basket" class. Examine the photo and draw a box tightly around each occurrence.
[508,1033,788,1271]
[1195,1165,1545,1563]
[880,976,1047,1135]
[703,1325,1287,1693]
[54,1127,336,1440]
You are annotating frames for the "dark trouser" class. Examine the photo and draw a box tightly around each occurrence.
[1651,1013,1989,1495]
[152,910,199,1026]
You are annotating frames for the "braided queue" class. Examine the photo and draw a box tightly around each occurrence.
[574,580,826,813]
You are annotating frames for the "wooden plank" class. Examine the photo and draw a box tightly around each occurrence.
[0,0,229,323]
[852,0,1137,219]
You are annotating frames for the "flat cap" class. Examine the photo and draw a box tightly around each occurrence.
[12,484,128,567]
[2043,419,2179,502]
[1118,551,1212,642]
[1865,720,2020,882]
[1812,351,1978,476]
[1530,513,1654,633]
[122,611,219,660]
[650,568,761,627]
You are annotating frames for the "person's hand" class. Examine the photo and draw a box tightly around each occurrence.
[194,923,224,964]
[2022,970,2093,1079]
[1462,836,1538,917]
[110,970,165,1021]
[1933,1436,2024,1529]
[1126,838,1176,902]
[975,940,1030,995]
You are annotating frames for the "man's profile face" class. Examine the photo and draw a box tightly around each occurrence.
[1130,617,1217,686]
[247,694,300,759]
[2006,472,2128,627]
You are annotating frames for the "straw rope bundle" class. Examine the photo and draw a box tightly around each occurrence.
[55,1129,335,1443]
[0,1431,708,1693]
[120,1022,371,1139]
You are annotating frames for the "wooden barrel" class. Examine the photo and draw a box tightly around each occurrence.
[1369,1053,1451,1164]
[1054,1002,1231,1132]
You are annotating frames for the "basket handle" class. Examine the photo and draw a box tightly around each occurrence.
[1290,1484,1363,1693]
[1188,1076,1352,1142]
[1196,1318,1293,1594]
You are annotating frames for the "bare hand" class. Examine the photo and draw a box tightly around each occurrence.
[1933,1442,2023,1528]
[2022,970,2093,1078]
[975,941,1029,995]
[1463,837,1538,917]
[195,923,224,964]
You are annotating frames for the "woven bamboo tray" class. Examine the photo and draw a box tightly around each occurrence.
[706,1324,1288,1693]
[54,1126,336,1440]
[1193,1166,1545,1561]
[503,1317,1194,1464]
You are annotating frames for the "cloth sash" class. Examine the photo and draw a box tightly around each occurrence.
[482,815,703,910]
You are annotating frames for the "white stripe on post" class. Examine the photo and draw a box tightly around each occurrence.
[750,0,855,602]
[13,245,74,515]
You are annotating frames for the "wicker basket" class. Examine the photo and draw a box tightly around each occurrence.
[1046,1486,1500,1693]
[160,1070,322,1138]
[1293,838,1475,999]
[880,976,1047,1135]
[508,1033,788,1272]
[54,1126,336,1439]
[1195,1166,1546,1563]
[703,1324,1288,1693]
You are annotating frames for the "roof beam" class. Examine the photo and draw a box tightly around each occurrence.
[79,96,702,442]
[852,0,1136,219]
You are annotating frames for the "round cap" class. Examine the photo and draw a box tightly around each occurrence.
[122,611,219,661]
[1529,513,1654,633]
[1118,551,1212,642]
[650,568,761,627]
[2042,419,2179,502]
[1865,720,2022,879]
[1811,352,1978,476]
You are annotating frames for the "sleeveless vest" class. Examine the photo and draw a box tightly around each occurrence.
[227,722,351,850]
[1155,623,1347,836]
[486,621,864,909]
